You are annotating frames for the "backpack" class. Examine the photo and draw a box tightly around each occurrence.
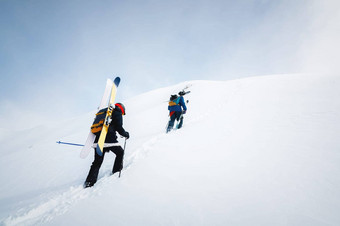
[169,94,180,106]
[91,108,108,134]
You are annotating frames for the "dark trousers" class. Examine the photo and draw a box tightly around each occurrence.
[167,111,183,132]
[85,146,124,185]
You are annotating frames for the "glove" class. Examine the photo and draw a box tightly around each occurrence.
[124,132,130,139]
[182,110,186,114]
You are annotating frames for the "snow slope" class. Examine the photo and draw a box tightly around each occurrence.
[1,73,340,226]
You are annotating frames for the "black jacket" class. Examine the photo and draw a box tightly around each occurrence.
[94,106,128,143]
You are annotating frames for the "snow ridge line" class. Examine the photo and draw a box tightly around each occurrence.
[2,134,167,226]
[2,186,92,226]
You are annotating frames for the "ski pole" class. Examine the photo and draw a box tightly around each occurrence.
[56,141,84,147]
[119,138,127,178]
[165,117,170,133]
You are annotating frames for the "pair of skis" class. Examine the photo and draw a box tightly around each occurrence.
[80,77,120,159]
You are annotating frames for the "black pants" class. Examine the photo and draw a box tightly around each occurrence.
[167,111,183,132]
[85,146,124,185]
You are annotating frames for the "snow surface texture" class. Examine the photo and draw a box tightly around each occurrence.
[1,74,340,226]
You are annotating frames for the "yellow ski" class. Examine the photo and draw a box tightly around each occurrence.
[96,77,120,156]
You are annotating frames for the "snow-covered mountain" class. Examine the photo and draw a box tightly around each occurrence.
[1,73,340,226]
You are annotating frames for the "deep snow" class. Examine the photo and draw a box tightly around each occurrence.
[1,73,340,226]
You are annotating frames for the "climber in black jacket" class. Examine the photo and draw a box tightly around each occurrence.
[84,103,129,188]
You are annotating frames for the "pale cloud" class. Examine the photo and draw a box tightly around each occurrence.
[297,0,340,74]
[1,0,339,130]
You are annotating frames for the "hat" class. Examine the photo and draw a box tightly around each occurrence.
[115,103,126,115]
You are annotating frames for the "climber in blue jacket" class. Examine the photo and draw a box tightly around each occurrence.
[166,93,187,133]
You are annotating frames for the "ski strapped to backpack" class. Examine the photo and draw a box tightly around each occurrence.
[96,77,121,156]
[80,77,120,159]
[168,90,191,107]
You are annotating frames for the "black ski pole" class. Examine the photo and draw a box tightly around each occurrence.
[119,138,127,178]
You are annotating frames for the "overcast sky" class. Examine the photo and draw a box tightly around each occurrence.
[1,0,339,130]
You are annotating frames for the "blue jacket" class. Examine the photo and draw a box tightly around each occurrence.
[168,96,187,112]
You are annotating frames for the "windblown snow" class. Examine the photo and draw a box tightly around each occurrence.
[1,73,340,226]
